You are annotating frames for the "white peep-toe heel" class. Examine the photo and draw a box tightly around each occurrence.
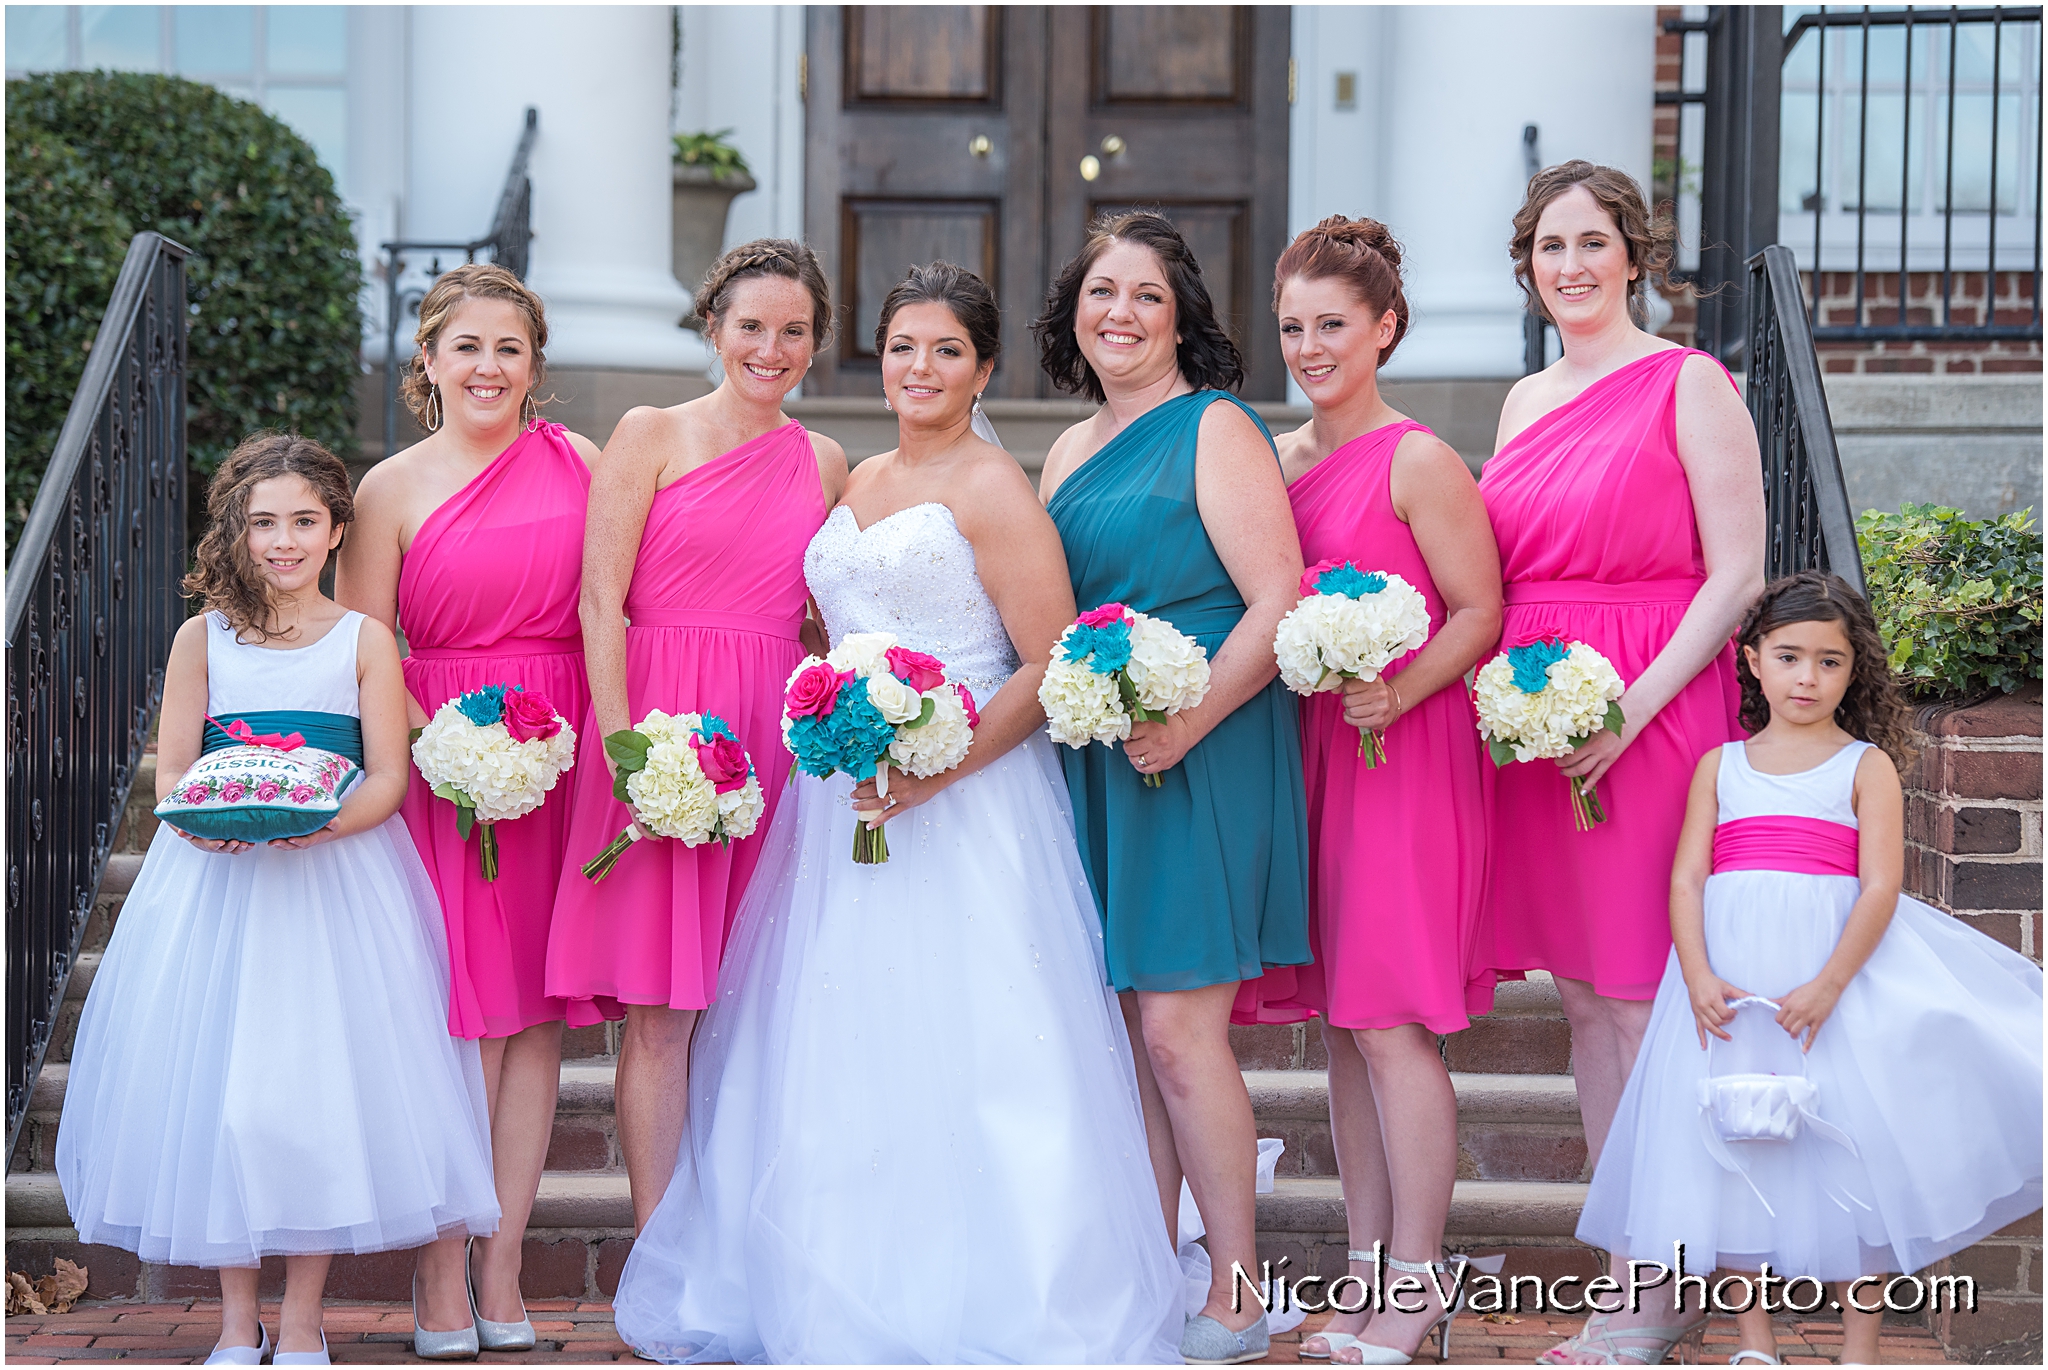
[1299,1248,1376,1361]
[1343,1255,1473,1365]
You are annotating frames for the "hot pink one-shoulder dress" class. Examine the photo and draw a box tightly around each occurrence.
[547,421,825,1024]
[400,421,591,1040]
[1236,421,1494,1032]
[1478,348,1744,1000]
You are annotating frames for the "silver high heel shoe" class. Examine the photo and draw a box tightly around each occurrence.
[468,1237,536,1352]
[411,1263,479,1361]
[1344,1255,1471,1365]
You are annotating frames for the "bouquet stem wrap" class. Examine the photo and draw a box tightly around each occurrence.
[853,764,892,863]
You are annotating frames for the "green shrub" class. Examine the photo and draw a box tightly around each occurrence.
[5,121,132,551]
[6,72,362,513]
[673,129,751,181]
[1856,502,2044,700]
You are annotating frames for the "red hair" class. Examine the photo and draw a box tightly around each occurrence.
[1272,215,1409,366]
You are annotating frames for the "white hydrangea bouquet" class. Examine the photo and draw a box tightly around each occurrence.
[1473,637,1627,831]
[782,633,978,864]
[581,709,766,880]
[1038,602,1211,787]
[411,683,577,880]
[1274,558,1432,767]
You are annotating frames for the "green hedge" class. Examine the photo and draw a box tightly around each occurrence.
[6,72,362,544]
[5,121,132,550]
[1857,503,2044,700]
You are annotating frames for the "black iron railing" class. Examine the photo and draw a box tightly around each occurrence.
[1747,244,1869,593]
[5,231,189,1163]
[379,106,538,459]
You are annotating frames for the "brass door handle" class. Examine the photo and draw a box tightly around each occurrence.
[1100,135,1126,157]
[1080,155,1102,181]
[968,134,992,158]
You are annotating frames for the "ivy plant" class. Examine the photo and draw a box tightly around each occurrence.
[7,72,362,544]
[1856,502,2044,700]
[673,129,751,182]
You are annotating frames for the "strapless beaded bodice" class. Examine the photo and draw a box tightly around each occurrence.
[805,502,1021,699]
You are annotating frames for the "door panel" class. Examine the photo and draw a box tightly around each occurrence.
[841,199,999,358]
[805,7,1047,397]
[806,6,1288,400]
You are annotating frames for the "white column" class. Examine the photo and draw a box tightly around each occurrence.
[1289,6,1656,380]
[676,5,806,250]
[407,5,704,371]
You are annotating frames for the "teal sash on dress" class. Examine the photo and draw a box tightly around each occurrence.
[203,710,365,766]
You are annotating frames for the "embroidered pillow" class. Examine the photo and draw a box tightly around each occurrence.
[154,744,361,843]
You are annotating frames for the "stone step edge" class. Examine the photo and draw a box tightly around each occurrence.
[29,1062,1585,1125]
[5,1171,1591,1240]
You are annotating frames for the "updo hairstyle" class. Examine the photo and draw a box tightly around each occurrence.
[1272,215,1410,366]
[873,261,1002,367]
[402,262,549,424]
[1509,160,1674,328]
[183,432,355,642]
[1032,209,1244,402]
[695,238,835,347]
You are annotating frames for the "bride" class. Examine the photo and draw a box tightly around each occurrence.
[610,262,1184,1364]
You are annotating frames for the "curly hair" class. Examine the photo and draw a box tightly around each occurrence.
[401,262,550,425]
[874,260,1002,366]
[1735,570,1918,769]
[1273,214,1409,367]
[1032,209,1243,402]
[1509,160,1674,330]
[183,432,355,643]
[695,237,834,347]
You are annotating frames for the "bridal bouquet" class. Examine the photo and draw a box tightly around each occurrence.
[581,710,767,880]
[1273,559,1431,766]
[1473,637,1626,831]
[782,633,978,863]
[412,684,577,879]
[1039,603,1211,787]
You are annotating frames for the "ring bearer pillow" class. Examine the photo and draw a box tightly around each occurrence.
[154,712,363,843]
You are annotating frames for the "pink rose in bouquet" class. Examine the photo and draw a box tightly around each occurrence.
[953,682,981,730]
[503,687,565,743]
[884,646,948,693]
[691,733,752,793]
[1075,602,1130,629]
[787,661,852,718]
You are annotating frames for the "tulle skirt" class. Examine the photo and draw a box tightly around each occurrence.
[55,819,501,1267]
[611,734,1183,1364]
[1578,869,2043,1280]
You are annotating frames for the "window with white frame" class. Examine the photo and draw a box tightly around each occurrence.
[4,6,346,176]
[1779,6,2042,272]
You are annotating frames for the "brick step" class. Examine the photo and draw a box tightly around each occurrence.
[1,1168,1594,1304]
[18,1061,1588,1186]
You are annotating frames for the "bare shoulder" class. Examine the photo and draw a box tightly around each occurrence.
[1853,742,1901,788]
[352,446,418,506]
[1391,426,1469,481]
[1038,418,1099,498]
[562,429,602,467]
[172,612,212,652]
[805,428,849,470]
[1676,350,1744,410]
[955,441,1043,512]
[608,404,681,447]
[352,610,399,653]
[1196,393,1271,450]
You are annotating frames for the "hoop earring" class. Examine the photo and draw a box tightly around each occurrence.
[521,391,540,427]
[425,384,444,433]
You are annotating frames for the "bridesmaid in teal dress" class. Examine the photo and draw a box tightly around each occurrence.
[1036,211,1309,1365]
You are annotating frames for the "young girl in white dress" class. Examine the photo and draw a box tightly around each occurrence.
[1562,571,2042,1366]
[56,435,500,1365]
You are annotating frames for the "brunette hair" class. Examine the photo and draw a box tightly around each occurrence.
[402,262,550,423]
[1509,160,1674,329]
[183,432,355,643]
[1735,570,1917,769]
[695,237,834,346]
[1272,214,1410,366]
[1032,209,1243,402]
[874,261,1002,367]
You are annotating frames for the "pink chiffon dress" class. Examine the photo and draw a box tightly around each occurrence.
[1478,348,1745,1000]
[547,421,825,1024]
[399,420,591,1040]
[1236,421,1494,1032]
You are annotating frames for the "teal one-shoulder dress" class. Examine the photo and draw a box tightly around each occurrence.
[1045,390,1311,993]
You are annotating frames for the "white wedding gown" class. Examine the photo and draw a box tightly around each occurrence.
[612,501,1183,1365]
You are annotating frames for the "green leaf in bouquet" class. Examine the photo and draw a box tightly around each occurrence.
[604,729,652,772]
[1487,738,1517,769]
[907,695,937,729]
[454,803,475,841]
[1116,672,1156,724]
[431,781,469,806]
[1602,701,1626,737]
[408,726,424,744]
[613,772,635,804]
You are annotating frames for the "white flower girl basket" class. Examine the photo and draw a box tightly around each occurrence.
[1696,997,1865,1216]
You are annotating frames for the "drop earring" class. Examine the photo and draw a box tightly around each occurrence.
[882,391,893,413]
[425,384,444,433]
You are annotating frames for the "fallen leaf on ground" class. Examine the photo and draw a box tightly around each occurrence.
[1480,1311,1521,1324]
[4,1259,87,1315]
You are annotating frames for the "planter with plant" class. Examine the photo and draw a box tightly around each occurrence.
[672,129,757,316]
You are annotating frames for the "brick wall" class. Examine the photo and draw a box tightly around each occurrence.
[1650,6,1700,352]
[1900,684,2044,1360]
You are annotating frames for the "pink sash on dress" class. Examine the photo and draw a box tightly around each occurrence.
[1712,816,1861,878]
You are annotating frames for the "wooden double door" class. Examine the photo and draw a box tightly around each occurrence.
[804,6,1292,400]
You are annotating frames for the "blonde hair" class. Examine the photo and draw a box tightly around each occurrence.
[401,262,550,423]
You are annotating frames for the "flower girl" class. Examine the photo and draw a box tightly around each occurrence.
[1565,571,2042,1366]
[56,435,499,1364]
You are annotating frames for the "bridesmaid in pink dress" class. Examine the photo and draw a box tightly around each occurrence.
[340,263,599,1353]
[1481,164,1764,1367]
[1244,219,1504,1365]
[547,240,846,1232]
